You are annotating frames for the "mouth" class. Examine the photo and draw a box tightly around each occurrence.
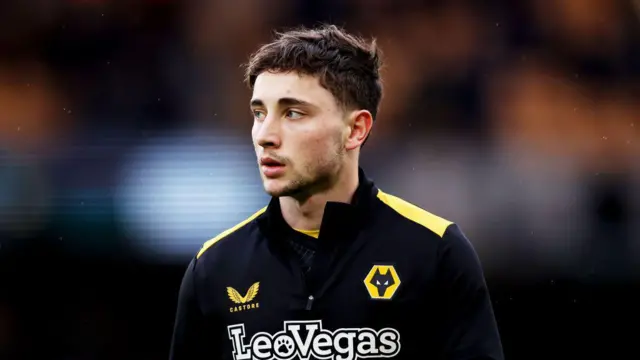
[260,157,284,167]
[259,157,286,178]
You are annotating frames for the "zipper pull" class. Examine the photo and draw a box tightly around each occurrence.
[306,295,314,310]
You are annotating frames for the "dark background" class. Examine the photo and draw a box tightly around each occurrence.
[1,0,640,359]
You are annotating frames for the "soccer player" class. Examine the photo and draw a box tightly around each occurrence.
[169,24,503,360]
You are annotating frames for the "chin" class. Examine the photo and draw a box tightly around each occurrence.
[261,179,289,197]
[262,178,303,198]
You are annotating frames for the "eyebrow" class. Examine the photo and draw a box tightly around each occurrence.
[250,97,315,109]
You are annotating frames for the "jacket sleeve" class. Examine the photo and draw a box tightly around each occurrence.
[434,224,504,360]
[169,257,209,360]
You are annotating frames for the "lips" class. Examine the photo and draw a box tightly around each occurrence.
[259,156,286,178]
[260,157,283,166]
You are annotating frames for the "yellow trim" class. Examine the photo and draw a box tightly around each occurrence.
[376,189,452,237]
[197,207,267,258]
[294,228,320,239]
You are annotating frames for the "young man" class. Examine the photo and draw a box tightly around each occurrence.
[169,25,503,360]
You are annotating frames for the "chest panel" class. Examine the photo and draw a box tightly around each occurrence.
[200,229,440,360]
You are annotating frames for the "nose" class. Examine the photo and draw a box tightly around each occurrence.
[255,116,281,149]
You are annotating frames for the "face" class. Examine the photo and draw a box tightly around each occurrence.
[250,71,350,198]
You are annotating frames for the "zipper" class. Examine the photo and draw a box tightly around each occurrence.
[289,254,315,311]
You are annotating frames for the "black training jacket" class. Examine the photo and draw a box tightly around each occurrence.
[169,168,504,360]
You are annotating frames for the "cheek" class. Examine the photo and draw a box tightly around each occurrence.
[251,124,259,145]
[298,130,339,159]
[300,130,330,150]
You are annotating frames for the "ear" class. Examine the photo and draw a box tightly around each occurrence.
[374,267,383,276]
[345,110,374,151]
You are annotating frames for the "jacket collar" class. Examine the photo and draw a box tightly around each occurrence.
[257,167,378,243]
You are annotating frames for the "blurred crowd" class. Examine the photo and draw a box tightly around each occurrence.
[2,0,640,273]
[1,0,640,358]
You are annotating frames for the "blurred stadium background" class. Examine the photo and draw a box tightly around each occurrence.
[1,0,639,358]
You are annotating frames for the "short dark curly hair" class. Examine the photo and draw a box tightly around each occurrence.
[243,24,384,120]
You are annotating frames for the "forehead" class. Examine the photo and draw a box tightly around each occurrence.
[251,71,337,109]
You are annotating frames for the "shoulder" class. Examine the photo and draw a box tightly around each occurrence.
[373,189,484,276]
[195,206,267,259]
[375,189,454,238]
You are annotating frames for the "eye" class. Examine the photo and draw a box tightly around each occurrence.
[252,110,266,121]
[384,281,389,285]
[285,110,304,120]
[376,280,380,285]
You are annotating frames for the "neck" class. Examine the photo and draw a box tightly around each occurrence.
[280,166,360,231]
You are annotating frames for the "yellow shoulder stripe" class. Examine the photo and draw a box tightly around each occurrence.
[196,206,267,259]
[376,189,453,238]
